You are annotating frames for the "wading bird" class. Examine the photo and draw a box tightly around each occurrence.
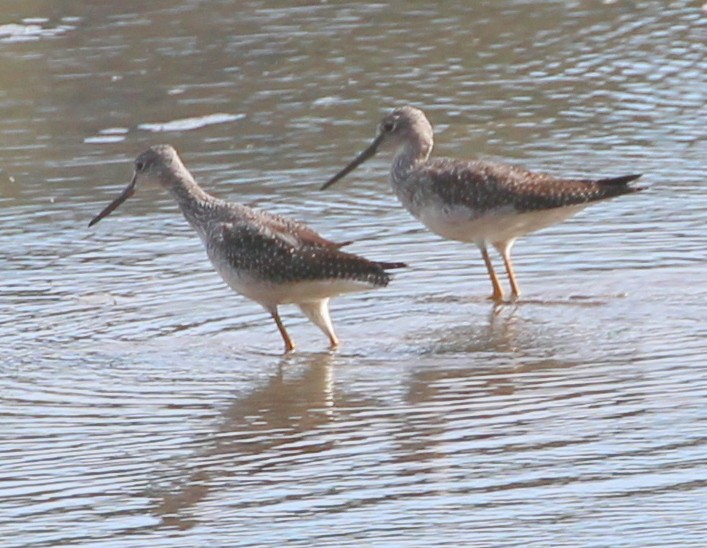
[90,145,404,352]
[322,106,643,301]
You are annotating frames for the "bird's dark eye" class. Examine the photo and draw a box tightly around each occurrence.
[135,161,145,171]
[382,120,396,133]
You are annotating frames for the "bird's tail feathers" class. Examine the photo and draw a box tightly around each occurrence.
[595,173,645,195]
[596,174,643,186]
[377,261,407,270]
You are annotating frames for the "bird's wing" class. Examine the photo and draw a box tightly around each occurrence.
[212,221,399,287]
[246,208,351,249]
[424,158,642,212]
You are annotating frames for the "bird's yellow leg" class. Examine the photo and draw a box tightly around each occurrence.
[298,299,340,350]
[499,242,521,301]
[480,245,505,302]
[270,308,295,353]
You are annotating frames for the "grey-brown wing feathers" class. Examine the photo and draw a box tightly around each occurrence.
[424,159,644,213]
[213,221,405,286]
[232,204,350,249]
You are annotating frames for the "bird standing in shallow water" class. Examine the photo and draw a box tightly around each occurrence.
[89,145,404,353]
[322,106,644,302]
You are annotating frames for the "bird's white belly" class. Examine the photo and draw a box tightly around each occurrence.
[417,203,589,245]
[209,254,375,309]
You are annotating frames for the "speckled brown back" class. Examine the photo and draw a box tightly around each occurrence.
[423,158,643,214]
[212,221,405,286]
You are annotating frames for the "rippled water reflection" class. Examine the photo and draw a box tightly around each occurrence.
[1,1,706,546]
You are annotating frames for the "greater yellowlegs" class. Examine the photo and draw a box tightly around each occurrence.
[89,145,405,352]
[322,106,643,301]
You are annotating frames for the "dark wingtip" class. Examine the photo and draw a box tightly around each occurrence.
[379,261,407,270]
[597,173,643,186]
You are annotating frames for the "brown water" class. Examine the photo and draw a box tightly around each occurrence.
[1,1,706,546]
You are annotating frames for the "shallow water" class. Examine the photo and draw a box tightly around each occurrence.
[1,1,706,546]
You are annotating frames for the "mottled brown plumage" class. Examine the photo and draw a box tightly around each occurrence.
[214,220,402,287]
[422,158,642,214]
[89,145,405,352]
[322,106,644,301]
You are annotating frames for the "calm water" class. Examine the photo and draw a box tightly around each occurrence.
[1,1,706,546]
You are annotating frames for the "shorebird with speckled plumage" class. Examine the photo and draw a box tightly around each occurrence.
[322,106,644,302]
[89,145,405,353]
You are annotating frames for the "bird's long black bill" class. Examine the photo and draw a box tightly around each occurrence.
[320,134,383,190]
[88,175,137,227]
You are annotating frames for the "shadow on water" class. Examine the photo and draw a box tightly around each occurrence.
[413,299,617,357]
[406,303,594,404]
[150,351,350,529]
[147,302,598,529]
[2,0,706,545]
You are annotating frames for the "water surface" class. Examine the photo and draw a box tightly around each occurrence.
[1,1,706,546]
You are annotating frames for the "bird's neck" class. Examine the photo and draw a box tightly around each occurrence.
[391,137,432,184]
[166,171,218,230]
[391,137,432,212]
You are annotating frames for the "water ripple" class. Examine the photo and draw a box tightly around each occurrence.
[1,1,706,547]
